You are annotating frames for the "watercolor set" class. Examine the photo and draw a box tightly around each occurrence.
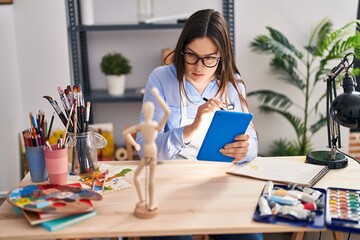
[6,184,102,214]
[253,182,360,233]
[325,187,360,233]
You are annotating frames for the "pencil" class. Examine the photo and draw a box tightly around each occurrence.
[202,97,225,110]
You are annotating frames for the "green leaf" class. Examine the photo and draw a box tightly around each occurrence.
[268,139,300,156]
[270,57,306,90]
[310,114,327,134]
[247,90,292,109]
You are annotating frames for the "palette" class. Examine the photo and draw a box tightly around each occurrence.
[6,184,102,214]
[326,187,360,233]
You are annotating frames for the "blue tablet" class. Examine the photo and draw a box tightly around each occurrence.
[196,111,253,162]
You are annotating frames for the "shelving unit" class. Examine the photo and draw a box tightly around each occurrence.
[66,0,234,105]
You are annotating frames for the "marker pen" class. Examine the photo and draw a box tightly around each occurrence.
[202,97,234,111]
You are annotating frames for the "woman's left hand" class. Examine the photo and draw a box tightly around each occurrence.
[220,134,249,163]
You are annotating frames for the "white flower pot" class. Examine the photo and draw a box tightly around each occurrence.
[106,75,126,96]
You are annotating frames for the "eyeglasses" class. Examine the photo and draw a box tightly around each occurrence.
[181,52,221,68]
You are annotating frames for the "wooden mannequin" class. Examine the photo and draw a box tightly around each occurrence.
[123,87,170,219]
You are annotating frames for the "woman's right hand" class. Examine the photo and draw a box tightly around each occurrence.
[183,98,224,143]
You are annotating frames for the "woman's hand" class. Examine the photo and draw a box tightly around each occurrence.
[183,98,224,143]
[220,134,249,163]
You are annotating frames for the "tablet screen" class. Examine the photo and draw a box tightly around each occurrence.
[196,111,253,162]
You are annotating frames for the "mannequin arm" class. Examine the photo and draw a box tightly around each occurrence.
[152,87,170,130]
[123,125,141,151]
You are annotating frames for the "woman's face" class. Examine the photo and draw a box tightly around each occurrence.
[183,37,220,83]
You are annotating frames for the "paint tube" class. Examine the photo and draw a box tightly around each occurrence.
[277,205,315,221]
[302,187,322,200]
[265,195,300,206]
[268,201,282,215]
[288,184,322,200]
[297,200,324,211]
[258,196,272,216]
[272,189,317,203]
[262,181,274,196]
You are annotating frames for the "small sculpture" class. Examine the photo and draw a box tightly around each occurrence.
[123,87,170,219]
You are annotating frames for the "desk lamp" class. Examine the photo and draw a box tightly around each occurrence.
[306,52,360,169]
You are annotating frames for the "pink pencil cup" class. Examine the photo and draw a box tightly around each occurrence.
[44,145,68,185]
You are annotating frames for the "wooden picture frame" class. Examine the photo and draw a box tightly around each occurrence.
[0,0,13,4]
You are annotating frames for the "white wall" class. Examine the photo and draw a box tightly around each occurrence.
[0,0,71,192]
[0,5,23,194]
[0,0,358,193]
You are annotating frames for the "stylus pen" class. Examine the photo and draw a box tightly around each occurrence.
[203,97,225,110]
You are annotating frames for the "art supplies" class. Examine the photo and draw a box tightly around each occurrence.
[253,181,326,229]
[226,156,329,187]
[254,182,360,233]
[6,184,102,213]
[44,85,107,174]
[78,163,133,195]
[21,199,93,225]
[40,210,97,232]
[23,110,53,147]
[16,183,95,227]
[325,187,360,233]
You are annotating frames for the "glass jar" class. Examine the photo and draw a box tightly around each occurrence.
[137,0,153,23]
[67,128,107,175]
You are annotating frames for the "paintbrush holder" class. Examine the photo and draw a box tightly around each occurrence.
[68,128,107,175]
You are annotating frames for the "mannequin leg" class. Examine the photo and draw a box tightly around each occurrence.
[134,158,146,205]
[148,158,157,211]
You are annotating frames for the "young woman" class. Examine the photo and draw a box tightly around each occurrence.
[136,9,258,165]
[135,8,262,240]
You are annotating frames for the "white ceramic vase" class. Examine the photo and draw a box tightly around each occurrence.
[106,75,126,96]
[80,0,94,25]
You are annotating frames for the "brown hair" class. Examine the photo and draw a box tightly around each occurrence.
[169,9,249,111]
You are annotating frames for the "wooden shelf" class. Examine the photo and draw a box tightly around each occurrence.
[84,88,143,103]
[75,23,185,32]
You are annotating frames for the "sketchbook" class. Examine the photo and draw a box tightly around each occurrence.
[40,210,97,232]
[226,156,330,187]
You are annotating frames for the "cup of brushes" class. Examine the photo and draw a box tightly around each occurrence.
[44,84,107,176]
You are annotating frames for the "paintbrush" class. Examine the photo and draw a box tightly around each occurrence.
[48,112,55,137]
[62,102,75,147]
[43,95,68,127]
[72,86,83,132]
[64,87,73,106]
[57,86,71,115]
[85,101,91,132]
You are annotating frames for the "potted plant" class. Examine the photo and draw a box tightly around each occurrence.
[248,17,360,156]
[100,52,132,96]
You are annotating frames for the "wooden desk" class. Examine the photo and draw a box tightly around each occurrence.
[0,157,359,240]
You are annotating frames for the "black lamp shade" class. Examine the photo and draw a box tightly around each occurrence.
[330,91,360,129]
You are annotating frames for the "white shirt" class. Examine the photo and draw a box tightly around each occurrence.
[136,64,258,163]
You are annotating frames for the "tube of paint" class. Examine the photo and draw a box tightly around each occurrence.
[258,196,272,216]
[277,205,315,221]
[265,195,300,206]
[262,181,274,196]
